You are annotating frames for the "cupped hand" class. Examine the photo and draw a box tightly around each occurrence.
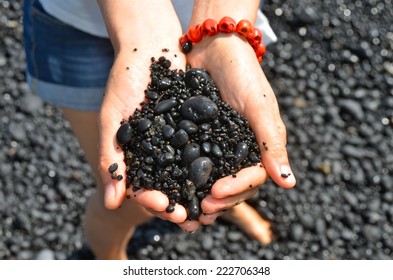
[186,34,296,223]
[97,45,195,226]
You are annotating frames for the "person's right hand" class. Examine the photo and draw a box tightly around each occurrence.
[96,0,201,230]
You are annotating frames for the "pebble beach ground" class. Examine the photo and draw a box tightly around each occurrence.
[0,0,392,260]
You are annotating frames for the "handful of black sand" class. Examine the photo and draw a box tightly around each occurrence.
[112,56,261,220]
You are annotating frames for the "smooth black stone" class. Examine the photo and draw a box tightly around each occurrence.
[170,129,189,148]
[146,90,159,100]
[199,134,210,142]
[178,120,198,134]
[165,205,175,213]
[211,144,223,158]
[233,142,249,166]
[182,41,192,54]
[141,140,154,155]
[154,99,178,114]
[137,118,152,132]
[157,77,172,90]
[108,163,118,173]
[157,153,175,167]
[201,142,211,154]
[164,144,176,156]
[337,99,364,121]
[186,196,200,220]
[182,143,200,166]
[161,124,175,140]
[180,96,219,123]
[184,68,212,87]
[164,113,176,127]
[189,157,213,189]
[188,77,200,90]
[116,122,133,146]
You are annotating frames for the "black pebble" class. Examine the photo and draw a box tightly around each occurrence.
[178,120,199,135]
[188,157,213,189]
[166,204,175,213]
[146,90,159,100]
[182,143,201,166]
[137,118,152,132]
[186,196,200,220]
[116,122,133,146]
[154,99,178,115]
[180,96,219,123]
[182,41,192,54]
[108,163,118,173]
[170,129,189,148]
[162,124,175,140]
[233,142,249,166]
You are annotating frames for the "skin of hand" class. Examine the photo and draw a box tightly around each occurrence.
[176,0,297,228]
[97,0,197,228]
[186,33,296,226]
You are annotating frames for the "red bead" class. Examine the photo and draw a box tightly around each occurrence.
[179,34,189,45]
[201,19,218,36]
[218,16,237,33]
[248,28,263,48]
[255,43,266,57]
[236,19,253,37]
[187,24,203,43]
[258,56,263,63]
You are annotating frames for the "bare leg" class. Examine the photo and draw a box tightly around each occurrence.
[221,202,273,245]
[62,108,152,260]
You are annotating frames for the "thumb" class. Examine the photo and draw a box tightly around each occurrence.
[98,111,127,209]
[245,84,296,189]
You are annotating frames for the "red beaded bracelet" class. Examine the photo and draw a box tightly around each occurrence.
[179,17,266,62]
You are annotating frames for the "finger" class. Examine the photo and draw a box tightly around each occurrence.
[128,188,169,212]
[210,164,268,199]
[146,204,188,224]
[178,220,201,233]
[201,188,258,214]
[199,212,223,225]
[244,71,296,189]
[98,108,128,209]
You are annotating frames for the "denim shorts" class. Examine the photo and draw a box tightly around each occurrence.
[23,0,114,111]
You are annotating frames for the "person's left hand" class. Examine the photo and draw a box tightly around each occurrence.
[182,34,296,227]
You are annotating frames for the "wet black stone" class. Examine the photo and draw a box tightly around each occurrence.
[181,143,200,166]
[178,120,198,135]
[154,99,178,114]
[186,196,200,220]
[116,122,133,146]
[157,153,175,167]
[157,77,172,90]
[188,157,213,189]
[137,118,152,132]
[141,140,154,155]
[180,96,219,123]
[185,68,212,87]
[108,163,118,173]
[201,142,211,154]
[182,41,192,54]
[162,124,175,140]
[170,129,189,148]
[165,204,175,213]
[146,90,159,100]
[233,142,249,166]
[211,144,223,158]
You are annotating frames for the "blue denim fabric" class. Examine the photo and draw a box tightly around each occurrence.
[23,0,114,110]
